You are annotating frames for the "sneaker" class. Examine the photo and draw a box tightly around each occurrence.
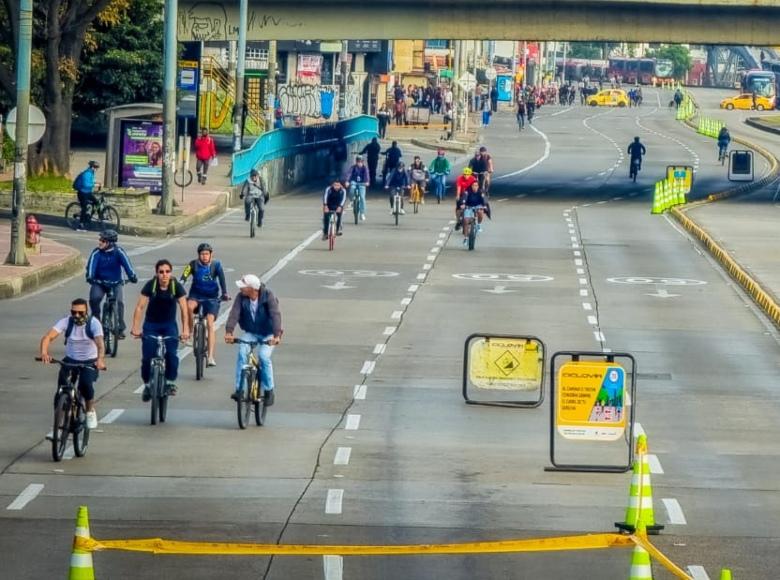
[86,410,98,430]
[117,332,126,340]
[477,225,483,233]
[264,389,275,407]
[455,222,462,231]
[390,209,395,215]
[207,358,217,367]
[141,385,151,402]
[462,238,468,247]
[360,213,366,221]
[165,382,177,396]
[400,209,406,215]
[230,391,240,402]
[76,226,87,232]
[322,234,328,241]
[337,230,343,236]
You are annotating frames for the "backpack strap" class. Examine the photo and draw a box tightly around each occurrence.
[64,316,95,344]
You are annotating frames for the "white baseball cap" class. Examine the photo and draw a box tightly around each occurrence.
[236,274,261,290]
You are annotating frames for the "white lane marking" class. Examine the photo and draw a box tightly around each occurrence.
[442,226,450,231]
[383,326,396,335]
[572,243,579,249]
[575,259,583,266]
[408,285,419,292]
[334,447,352,466]
[687,565,710,580]
[427,254,436,261]
[662,498,688,525]
[326,489,344,514]
[99,409,124,424]
[360,361,375,375]
[602,347,612,353]
[597,200,608,205]
[133,385,144,394]
[612,197,623,201]
[436,240,444,246]
[594,331,606,341]
[495,123,551,179]
[324,555,344,580]
[448,220,456,225]
[587,315,598,325]
[647,454,664,474]
[261,231,320,283]
[573,251,581,257]
[579,278,588,285]
[430,247,440,253]
[634,422,646,437]
[438,233,446,239]
[345,414,361,430]
[423,264,432,271]
[416,273,426,280]
[576,268,585,274]
[570,236,578,242]
[582,203,592,207]
[373,344,386,355]
[353,385,367,400]
[400,297,412,306]
[391,310,403,320]
[580,289,589,296]
[582,302,593,311]
[6,483,44,511]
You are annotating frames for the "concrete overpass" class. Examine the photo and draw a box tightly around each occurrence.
[178,0,780,44]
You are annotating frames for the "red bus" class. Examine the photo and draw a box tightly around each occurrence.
[608,57,656,84]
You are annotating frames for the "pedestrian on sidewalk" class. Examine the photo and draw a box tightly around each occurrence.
[360,137,382,188]
[377,105,390,139]
[516,100,526,131]
[73,160,101,231]
[490,84,499,113]
[481,97,492,127]
[194,129,217,185]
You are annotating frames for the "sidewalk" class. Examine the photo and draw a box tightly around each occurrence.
[0,222,83,299]
[384,111,482,153]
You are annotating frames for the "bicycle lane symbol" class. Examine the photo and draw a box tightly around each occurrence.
[452,273,555,283]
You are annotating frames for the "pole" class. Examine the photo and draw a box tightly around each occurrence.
[6,0,32,266]
[451,39,461,139]
[160,0,177,216]
[233,0,247,151]
[522,41,527,89]
[561,42,567,85]
[265,40,277,130]
[511,41,517,105]
[338,40,349,120]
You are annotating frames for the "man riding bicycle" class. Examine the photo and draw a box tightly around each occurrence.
[384,160,411,214]
[429,149,451,200]
[39,298,106,429]
[627,137,647,172]
[131,259,189,400]
[717,126,731,160]
[85,229,137,339]
[225,274,282,406]
[454,167,478,229]
[180,243,230,367]
[469,147,494,194]
[346,156,370,221]
[322,179,347,240]
[458,181,487,245]
[73,160,101,231]
[240,169,268,227]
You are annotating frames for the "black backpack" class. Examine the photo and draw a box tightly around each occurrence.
[64,316,96,344]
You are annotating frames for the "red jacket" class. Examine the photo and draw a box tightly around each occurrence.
[194,136,217,161]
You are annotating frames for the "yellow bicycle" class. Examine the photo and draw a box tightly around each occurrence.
[410,182,425,214]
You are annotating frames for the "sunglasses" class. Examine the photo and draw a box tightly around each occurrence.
[157,269,172,274]
[71,310,87,316]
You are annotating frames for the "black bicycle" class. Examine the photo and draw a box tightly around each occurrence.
[629,158,641,182]
[192,298,223,380]
[718,142,729,165]
[144,335,178,425]
[94,279,124,358]
[65,191,120,231]
[39,358,93,462]
[231,339,270,429]
[247,194,263,238]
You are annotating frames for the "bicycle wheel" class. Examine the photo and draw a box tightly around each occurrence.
[51,393,71,462]
[394,197,400,226]
[98,206,120,230]
[73,401,90,457]
[249,206,256,238]
[174,168,193,187]
[254,394,267,426]
[468,223,477,251]
[237,368,253,429]
[150,366,160,425]
[194,322,205,381]
[158,391,168,423]
[65,202,83,230]
[328,217,336,251]
[354,197,360,225]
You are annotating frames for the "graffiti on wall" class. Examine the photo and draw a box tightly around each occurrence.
[278,85,335,119]
[178,2,303,41]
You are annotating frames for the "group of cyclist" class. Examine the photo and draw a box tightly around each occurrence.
[39,231,281,428]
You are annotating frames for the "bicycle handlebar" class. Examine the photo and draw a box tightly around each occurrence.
[91,279,126,287]
[140,334,180,341]
[230,338,275,346]
[35,357,97,369]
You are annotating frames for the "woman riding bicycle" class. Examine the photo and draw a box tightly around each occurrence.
[429,149,451,201]
[717,126,731,161]
[458,181,487,246]
[384,161,411,215]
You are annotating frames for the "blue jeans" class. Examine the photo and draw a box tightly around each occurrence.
[141,322,179,383]
[349,181,366,215]
[234,332,275,392]
[431,174,446,199]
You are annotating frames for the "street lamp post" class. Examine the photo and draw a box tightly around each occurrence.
[160,0,178,216]
[233,0,247,151]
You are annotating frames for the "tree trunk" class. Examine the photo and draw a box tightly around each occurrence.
[29,97,72,176]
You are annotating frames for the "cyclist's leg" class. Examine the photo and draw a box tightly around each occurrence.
[202,299,220,360]
[257,335,276,392]
[77,192,91,226]
[234,332,259,392]
[336,211,343,232]
[89,284,105,321]
[255,196,264,226]
[322,211,330,236]
[163,323,180,383]
[75,361,98,413]
[358,184,366,216]
[186,298,199,338]
[140,326,156,385]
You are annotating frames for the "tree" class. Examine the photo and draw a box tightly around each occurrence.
[0,0,130,176]
[569,43,602,60]
[647,45,693,80]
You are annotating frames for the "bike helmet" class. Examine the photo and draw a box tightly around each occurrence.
[462,167,473,176]
[250,169,259,178]
[99,229,118,244]
[197,242,213,254]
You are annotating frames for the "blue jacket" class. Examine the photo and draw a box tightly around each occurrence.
[75,168,95,195]
[225,288,282,337]
[347,165,369,184]
[322,186,347,210]
[181,259,227,298]
[385,168,410,189]
[86,246,136,283]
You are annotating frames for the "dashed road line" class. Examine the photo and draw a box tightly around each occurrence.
[587,315,598,325]
[353,385,367,400]
[325,489,344,514]
[391,310,403,320]
[593,331,606,342]
[333,447,352,466]
[408,285,419,292]
[383,326,396,336]
[662,498,687,525]
[360,361,375,375]
[6,483,44,511]
[323,555,344,580]
[99,409,124,424]
[373,343,386,354]
[687,565,710,580]
[345,414,361,430]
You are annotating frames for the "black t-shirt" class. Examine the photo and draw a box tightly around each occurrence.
[141,279,186,324]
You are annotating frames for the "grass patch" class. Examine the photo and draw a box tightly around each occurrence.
[0,175,73,193]
[756,115,780,127]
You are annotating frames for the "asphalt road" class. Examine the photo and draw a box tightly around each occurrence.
[1,88,778,580]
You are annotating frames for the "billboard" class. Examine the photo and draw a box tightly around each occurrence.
[119,120,163,193]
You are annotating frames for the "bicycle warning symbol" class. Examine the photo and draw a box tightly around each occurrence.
[494,350,521,377]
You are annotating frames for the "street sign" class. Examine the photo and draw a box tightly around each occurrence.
[468,337,543,391]
[485,67,497,81]
[5,105,46,145]
[458,72,477,92]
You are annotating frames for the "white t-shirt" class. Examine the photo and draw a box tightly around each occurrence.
[53,317,103,361]
[249,298,260,318]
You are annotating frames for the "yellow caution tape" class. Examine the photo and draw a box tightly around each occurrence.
[76,533,633,556]
[631,534,693,579]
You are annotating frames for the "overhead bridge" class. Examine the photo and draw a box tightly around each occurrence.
[178,0,780,45]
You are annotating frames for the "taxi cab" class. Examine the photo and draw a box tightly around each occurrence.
[586,89,629,107]
[719,93,775,111]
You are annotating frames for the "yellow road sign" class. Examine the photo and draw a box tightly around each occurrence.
[469,337,543,391]
[556,361,626,441]
[666,165,693,194]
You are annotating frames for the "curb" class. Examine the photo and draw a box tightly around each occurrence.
[675,109,780,328]
[120,193,229,237]
[0,250,83,300]
[410,138,473,154]
[744,117,780,136]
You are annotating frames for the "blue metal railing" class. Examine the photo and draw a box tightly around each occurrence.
[232,115,379,185]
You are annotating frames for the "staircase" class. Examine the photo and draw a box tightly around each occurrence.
[200,57,265,137]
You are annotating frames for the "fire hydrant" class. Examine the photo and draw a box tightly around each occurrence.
[25,214,42,254]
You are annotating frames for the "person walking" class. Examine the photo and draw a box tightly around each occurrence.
[360,137,382,188]
[377,105,390,139]
[194,129,217,185]
[516,100,526,131]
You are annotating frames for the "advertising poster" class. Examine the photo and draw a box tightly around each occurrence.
[496,75,514,102]
[469,337,543,391]
[556,361,626,441]
[120,120,163,192]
